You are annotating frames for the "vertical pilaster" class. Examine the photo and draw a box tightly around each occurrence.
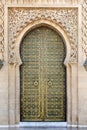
[0,1,9,125]
[70,63,78,126]
[8,65,16,125]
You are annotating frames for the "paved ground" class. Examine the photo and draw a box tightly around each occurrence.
[0,128,87,130]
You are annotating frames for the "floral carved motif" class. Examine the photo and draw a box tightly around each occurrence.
[82,0,87,58]
[0,1,4,61]
[8,8,78,64]
[82,0,87,70]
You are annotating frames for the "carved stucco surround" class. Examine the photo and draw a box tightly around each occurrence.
[8,7,78,125]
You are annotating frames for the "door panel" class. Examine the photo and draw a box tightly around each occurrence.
[20,29,42,121]
[20,27,66,122]
[43,29,66,121]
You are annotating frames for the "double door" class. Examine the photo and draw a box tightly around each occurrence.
[20,26,66,121]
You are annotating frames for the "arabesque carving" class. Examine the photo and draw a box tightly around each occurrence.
[82,0,87,70]
[0,1,4,61]
[8,8,78,64]
[82,0,87,58]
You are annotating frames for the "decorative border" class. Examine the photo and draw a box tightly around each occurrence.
[82,0,87,70]
[0,1,4,61]
[8,7,78,64]
[82,1,87,58]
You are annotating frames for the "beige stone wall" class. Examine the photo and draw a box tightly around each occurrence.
[0,1,8,125]
[0,0,87,127]
[5,0,78,5]
[78,0,87,126]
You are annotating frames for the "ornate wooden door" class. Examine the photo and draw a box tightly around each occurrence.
[20,27,66,122]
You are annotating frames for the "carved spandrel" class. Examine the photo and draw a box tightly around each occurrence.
[8,8,78,64]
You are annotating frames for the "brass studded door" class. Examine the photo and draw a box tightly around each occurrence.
[20,26,66,122]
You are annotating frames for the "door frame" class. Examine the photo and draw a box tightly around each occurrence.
[8,19,78,126]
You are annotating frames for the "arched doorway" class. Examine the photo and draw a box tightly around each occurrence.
[20,26,66,122]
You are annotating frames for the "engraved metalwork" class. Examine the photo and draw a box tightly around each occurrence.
[34,81,38,87]
[20,27,66,121]
[48,81,53,87]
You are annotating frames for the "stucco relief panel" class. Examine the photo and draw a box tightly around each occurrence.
[82,0,87,69]
[8,7,78,64]
[0,2,4,61]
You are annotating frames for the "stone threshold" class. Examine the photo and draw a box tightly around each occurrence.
[20,122,67,127]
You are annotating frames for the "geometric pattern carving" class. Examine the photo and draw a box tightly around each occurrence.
[0,1,4,61]
[82,0,87,70]
[82,0,87,58]
[8,8,78,64]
